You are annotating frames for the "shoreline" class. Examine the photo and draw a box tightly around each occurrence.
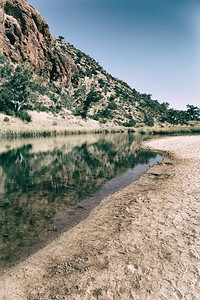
[0,111,200,138]
[1,125,200,138]
[0,135,200,299]
[0,151,163,276]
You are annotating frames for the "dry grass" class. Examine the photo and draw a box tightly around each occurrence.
[139,124,200,135]
[0,111,124,137]
[0,112,200,138]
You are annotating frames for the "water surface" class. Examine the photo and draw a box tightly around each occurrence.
[0,133,163,272]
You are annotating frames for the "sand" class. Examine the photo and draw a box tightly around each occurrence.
[0,135,200,299]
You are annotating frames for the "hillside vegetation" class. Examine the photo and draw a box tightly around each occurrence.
[0,0,199,128]
[52,38,200,127]
[0,39,199,127]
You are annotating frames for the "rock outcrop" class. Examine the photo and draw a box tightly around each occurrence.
[0,0,77,82]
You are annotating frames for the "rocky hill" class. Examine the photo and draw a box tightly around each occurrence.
[0,0,77,82]
[51,39,154,126]
[0,0,198,127]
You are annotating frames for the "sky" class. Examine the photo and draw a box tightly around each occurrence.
[28,0,200,110]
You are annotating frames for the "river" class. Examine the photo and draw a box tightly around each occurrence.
[0,132,163,273]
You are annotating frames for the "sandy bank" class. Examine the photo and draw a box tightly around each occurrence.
[0,135,200,299]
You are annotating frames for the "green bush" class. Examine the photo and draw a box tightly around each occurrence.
[50,93,58,103]
[123,119,136,127]
[73,106,83,117]
[91,68,97,75]
[3,117,9,122]
[60,45,66,52]
[71,74,79,87]
[5,109,14,116]
[40,106,50,112]
[100,108,112,119]
[0,54,7,64]
[61,93,72,110]
[109,95,116,102]
[81,90,103,118]
[15,111,32,122]
[92,115,99,121]
[144,115,154,127]
[108,102,117,110]
[98,78,105,88]
[99,118,107,124]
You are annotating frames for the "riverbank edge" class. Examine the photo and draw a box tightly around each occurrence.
[0,124,200,138]
[0,140,171,262]
[0,138,173,281]
[0,143,164,275]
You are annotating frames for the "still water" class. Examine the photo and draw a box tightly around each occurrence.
[0,133,163,272]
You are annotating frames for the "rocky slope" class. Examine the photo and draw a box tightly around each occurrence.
[0,0,77,82]
[50,39,168,126]
[0,0,194,127]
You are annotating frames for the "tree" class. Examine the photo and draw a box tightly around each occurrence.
[81,90,102,118]
[0,63,37,112]
[58,35,65,42]
[144,114,154,127]
[186,105,200,120]
[0,54,7,64]
[161,102,169,110]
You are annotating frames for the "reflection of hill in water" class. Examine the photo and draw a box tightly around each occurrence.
[0,133,156,267]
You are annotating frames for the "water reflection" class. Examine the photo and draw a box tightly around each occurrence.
[0,133,162,270]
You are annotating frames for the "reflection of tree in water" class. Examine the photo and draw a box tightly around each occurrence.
[0,134,157,265]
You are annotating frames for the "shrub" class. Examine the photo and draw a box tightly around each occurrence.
[81,90,102,118]
[144,115,154,127]
[50,94,59,103]
[91,68,97,75]
[99,118,107,124]
[73,106,83,116]
[61,93,72,110]
[0,54,7,64]
[77,51,83,59]
[60,45,66,52]
[71,74,79,87]
[92,115,99,121]
[108,102,117,110]
[15,111,32,122]
[3,117,9,122]
[5,109,14,116]
[98,78,105,88]
[123,119,136,127]
[100,108,112,118]
[109,95,116,102]
[40,106,50,112]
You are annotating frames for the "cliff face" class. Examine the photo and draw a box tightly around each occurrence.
[0,0,77,81]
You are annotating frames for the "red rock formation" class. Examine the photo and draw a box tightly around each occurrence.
[0,0,77,82]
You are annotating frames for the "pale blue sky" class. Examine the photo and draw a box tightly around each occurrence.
[28,0,200,109]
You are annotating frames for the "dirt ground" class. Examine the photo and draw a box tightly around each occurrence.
[0,135,200,299]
